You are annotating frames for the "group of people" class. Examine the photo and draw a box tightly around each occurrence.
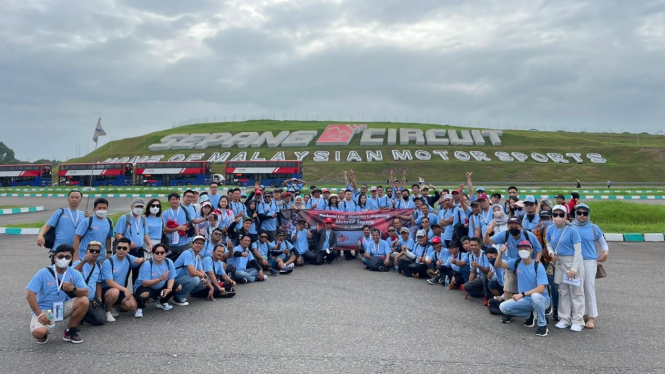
[27,171,608,344]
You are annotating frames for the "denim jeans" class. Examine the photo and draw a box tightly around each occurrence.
[175,275,204,299]
[234,268,259,283]
[500,293,551,327]
[547,272,559,310]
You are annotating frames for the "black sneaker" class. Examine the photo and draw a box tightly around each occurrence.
[545,305,553,316]
[377,265,387,272]
[63,328,83,344]
[269,268,278,276]
[524,312,536,327]
[237,278,248,284]
[536,325,548,337]
[552,309,560,321]
[501,315,514,324]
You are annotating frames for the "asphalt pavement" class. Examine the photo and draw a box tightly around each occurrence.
[0,233,663,373]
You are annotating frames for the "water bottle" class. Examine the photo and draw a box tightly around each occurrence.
[45,309,56,328]
[394,265,399,274]
[444,276,450,287]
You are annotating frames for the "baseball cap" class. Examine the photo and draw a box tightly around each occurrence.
[255,190,262,195]
[132,198,145,207]
[555,194,565,200]
[476,193,488,201]
[515,200,525,208]
[476,187,485,192]
[507,217,522,225]
[470,201,479,207]
[283,192,292,197]
[443,194,453,200]
[451,190,460,195]
[400,227,410,234]
[241,193,247,198]
[313,189,322,193]
[243,217,253,223]
[518,240,532,248]
[552,204,568,213]
[541,198,553,208]
[324,218,333,223]
[524,196,536,203]
[370,186,377,191]
[192,235,206,243]
[322,188,330,193]
[431,237,442,244]
[416,229,426,237]
[539,210,552,218]
[201,201,212,208]
[87,241,103,249]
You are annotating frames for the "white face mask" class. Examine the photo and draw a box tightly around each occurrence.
[95,210,107,218]
[518,250,530,260]
[150,207,160,215]
[55,257,70,269]
[133,208,143,216]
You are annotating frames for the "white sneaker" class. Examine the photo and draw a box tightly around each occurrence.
[110,308,120,317]
[325,248,331,255]
[154,302,173,311]
[286,263,295,271]
[570,323,584,332]
[106,312,116,322]
[555,321,571,329]
[134,309,143,318]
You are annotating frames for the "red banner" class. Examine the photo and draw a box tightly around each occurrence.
[279,209,414,250]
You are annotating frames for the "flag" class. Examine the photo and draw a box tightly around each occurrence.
[92,118,106,144]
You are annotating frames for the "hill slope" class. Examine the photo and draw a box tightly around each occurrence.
[66,121,665,183]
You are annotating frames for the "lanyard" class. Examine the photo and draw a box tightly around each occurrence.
[52,266,68,297]
[67,208,79,227]
[133,215,141,237]
[373,241,380,255]
[170,207,180,221]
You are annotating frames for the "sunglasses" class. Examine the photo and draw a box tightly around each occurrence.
[116,246,129,251]
[88,250,101,254]
[56,255,72,260]
[260,236,268,239]
[552,213,566,218]
[212,232,222,236]
[150,204,160,208]
[387,229,395,232]
[576,211,589,216]
[524,202,535,207]
[153,251,166,255]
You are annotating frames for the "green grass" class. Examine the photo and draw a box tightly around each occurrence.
[587,202,665,233]
[0,205,22,209]
[57,120,665,183]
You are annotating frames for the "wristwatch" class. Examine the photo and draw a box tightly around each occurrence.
[521,292,526,297]
[72,286,77,293]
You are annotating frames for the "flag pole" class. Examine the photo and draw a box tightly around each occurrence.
[86,117,105,211]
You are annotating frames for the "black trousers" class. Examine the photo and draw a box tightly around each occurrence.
[134,282,180,308]
[398,258,427,278]
[82,300,106,326]
[129,248,145,287]
[462,274,490,298]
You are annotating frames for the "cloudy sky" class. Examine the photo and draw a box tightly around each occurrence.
[2,0,664,161]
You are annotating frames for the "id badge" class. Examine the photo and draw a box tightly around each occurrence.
[53,302,64,322]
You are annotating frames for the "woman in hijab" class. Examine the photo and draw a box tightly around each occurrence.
[547,205,584,332]
[327,195,340,211]
[292,196,306,210]
[571,203,608,329]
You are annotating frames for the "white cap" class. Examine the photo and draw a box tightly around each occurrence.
[192,235,206,243]
[416,229,426,237]
[552,204,568,213]
[370,186,377,191]
[443,194,453,200]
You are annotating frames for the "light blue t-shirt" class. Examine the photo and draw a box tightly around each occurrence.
[468,214,482,238]
[397,236,414,251]
[162,207,189,247]
[230,201,246,217]
[173,249,203,278]
[252,240,270,260]
[438,207,465,241]
[208,194,222,211]
[546,225,582,257]
[101,254,138,289]
[366,239,391,257]
[445,252,469,272]
[340,199,357,212]
[134,259,176,292]
[258,200,280,231]
[507,259,550,301]
[115,213,147,248]
[489,230,542,261]
[72,260,101,300]
[75,217,114,260]
[576,224,605,260]
[394,199,415,210]
[145,216,163,243]
[26,267,86,314]
[307,196,327,210]
[202,257,227,283]
[522,214,540,231]
[46,208,86,252]
[366,196,380,211]
[468,250,491,279]
[291,228,310,254]
[227,245,255,271]
[270,240,294,260]
[411,243,431,264]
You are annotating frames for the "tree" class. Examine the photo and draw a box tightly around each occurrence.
[0,142,18,164]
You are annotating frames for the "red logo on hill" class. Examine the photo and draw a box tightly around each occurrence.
[316,124,367,146]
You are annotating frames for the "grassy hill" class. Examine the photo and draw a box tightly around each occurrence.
[65,120,665,183]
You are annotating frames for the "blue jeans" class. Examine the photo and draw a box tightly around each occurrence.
[234,268,259,283]
[175,275,205,299]
[500,293,550,327]
[547,272,559,310]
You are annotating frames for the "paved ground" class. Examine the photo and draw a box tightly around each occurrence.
[0,234,663,373]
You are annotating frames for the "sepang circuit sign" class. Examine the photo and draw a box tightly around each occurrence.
[101,125,607,164]
[147,124,505,150]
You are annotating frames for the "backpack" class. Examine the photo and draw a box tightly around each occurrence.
[488,298,503,315]
[180,204,197,238]
[44,209,64,250]
[451,208,466,243]
[503,230,534,252]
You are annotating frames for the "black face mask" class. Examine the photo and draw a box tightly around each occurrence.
[509,228,521,237]
[402,196,409,201]
[488,258,496,266]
